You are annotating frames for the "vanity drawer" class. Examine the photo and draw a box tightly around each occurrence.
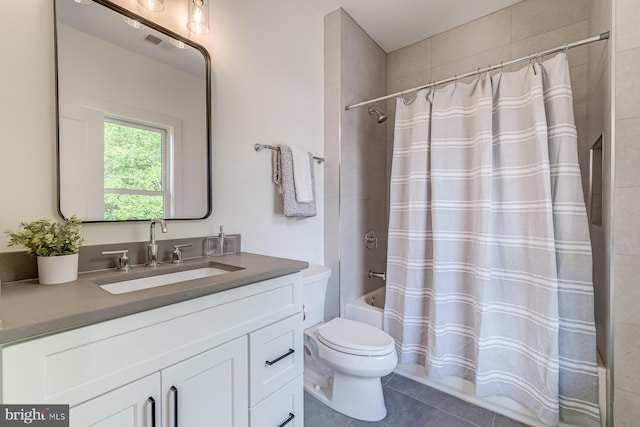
[250,375,303,427]
[2,273,301,406]
[249,314,303,405]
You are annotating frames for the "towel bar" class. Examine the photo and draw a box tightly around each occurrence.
[254,143,325,164]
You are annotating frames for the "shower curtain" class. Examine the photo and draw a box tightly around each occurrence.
[384,54,600,427]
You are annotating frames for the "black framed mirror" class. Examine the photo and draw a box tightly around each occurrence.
[54,0,211,222]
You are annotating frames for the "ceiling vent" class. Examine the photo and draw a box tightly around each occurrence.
[144,34,163,45]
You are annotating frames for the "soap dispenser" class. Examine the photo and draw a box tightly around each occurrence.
[206,226,238,256]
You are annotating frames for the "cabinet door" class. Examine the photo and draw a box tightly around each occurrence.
[250,376,303,427]
[70,373,160,427]
[162,336,248,427]
[249,315,303,405]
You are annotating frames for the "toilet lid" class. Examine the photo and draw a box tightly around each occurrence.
[316,318,396,356]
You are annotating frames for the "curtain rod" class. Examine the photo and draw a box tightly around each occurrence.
[344,31,610,111]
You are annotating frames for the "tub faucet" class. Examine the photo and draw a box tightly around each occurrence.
[147,219,168,267]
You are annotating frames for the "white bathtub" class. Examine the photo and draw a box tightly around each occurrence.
[345,286,607,427]
[345,285,386,329]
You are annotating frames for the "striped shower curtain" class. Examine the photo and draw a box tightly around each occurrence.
[384,54,600,426]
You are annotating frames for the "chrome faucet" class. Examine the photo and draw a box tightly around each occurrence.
[147,219,168,267]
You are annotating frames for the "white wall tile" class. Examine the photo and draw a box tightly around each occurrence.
[614,382,640,426]
[614,186,640,256]
[617,0,640,53]
[431,46,510,83]
[431,8,511,67]
[511,0,590,42]
[616,117,640,187]
[614,255,640,326]
[387,38,431,85]
[510,20,589,66]
[615,47,640,121]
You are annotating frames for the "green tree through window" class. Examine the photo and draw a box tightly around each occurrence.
[104,120,166,220]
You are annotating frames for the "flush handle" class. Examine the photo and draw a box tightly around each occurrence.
[266,348,295,366]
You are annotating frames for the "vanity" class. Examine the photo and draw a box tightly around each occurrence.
[0,2,310,424]
[0,253,307,427]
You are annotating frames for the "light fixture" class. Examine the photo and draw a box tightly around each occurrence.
[170,38,187,49]
[137,0,164,12]
[187,0,210,35]
[122,16,145,29]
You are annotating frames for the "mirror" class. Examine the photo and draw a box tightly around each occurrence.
[54,0,211,222]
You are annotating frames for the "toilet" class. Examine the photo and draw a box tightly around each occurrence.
[302,265,398,422]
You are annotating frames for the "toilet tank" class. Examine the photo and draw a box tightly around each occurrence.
[302,264,332,329]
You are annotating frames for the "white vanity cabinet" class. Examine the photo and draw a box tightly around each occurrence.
[1,272,303,427]
[70,373,160,427]
[161,336,248,427]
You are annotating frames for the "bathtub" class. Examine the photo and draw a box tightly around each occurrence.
[345,286,607,427]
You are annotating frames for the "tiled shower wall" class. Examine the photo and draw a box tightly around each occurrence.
[611,0,640,424]
[325,9,388,319]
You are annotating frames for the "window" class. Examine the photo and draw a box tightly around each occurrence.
[103,118,169,220]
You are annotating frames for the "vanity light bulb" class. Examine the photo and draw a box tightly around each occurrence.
[137,0,164,12]
[170,38,187,49]
[122,16,144,29]
[187,0,210,35]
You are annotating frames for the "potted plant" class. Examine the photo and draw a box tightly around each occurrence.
[5,215,84,285]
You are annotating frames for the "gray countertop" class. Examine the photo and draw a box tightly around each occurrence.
[0,252,308,345]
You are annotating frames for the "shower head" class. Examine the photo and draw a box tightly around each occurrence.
[368,107,387,123]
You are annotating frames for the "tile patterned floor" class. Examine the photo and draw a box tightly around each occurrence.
[304,373,530,427]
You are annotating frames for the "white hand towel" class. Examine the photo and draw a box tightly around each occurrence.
[290,145,314,203]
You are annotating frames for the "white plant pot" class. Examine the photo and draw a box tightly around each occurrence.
[37,253,79,285]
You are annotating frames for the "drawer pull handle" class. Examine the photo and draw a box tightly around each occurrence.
[266,348,295,366]
[170,386,179,427]
[147,397,156,427]
[277,412,295,427]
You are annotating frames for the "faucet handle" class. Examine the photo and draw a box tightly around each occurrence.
[102,250,131,271]
[171,244,192,264]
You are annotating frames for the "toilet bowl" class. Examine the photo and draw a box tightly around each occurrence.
[302,265,398,421]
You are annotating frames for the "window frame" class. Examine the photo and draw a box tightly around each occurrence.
[103,116,173,219]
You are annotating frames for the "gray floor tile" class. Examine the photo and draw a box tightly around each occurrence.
[382,373,395,386]
[386,374,495,427]
[348,420,391,427]
[492,414,531,427]
[304,391,353,427]
[380,386,447,427]
[304,375,531,427]
[429,410,479,427]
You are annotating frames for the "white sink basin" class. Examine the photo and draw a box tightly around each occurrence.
[100,267,229,294]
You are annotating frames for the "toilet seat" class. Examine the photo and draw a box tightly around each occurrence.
[316,318,395,356]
